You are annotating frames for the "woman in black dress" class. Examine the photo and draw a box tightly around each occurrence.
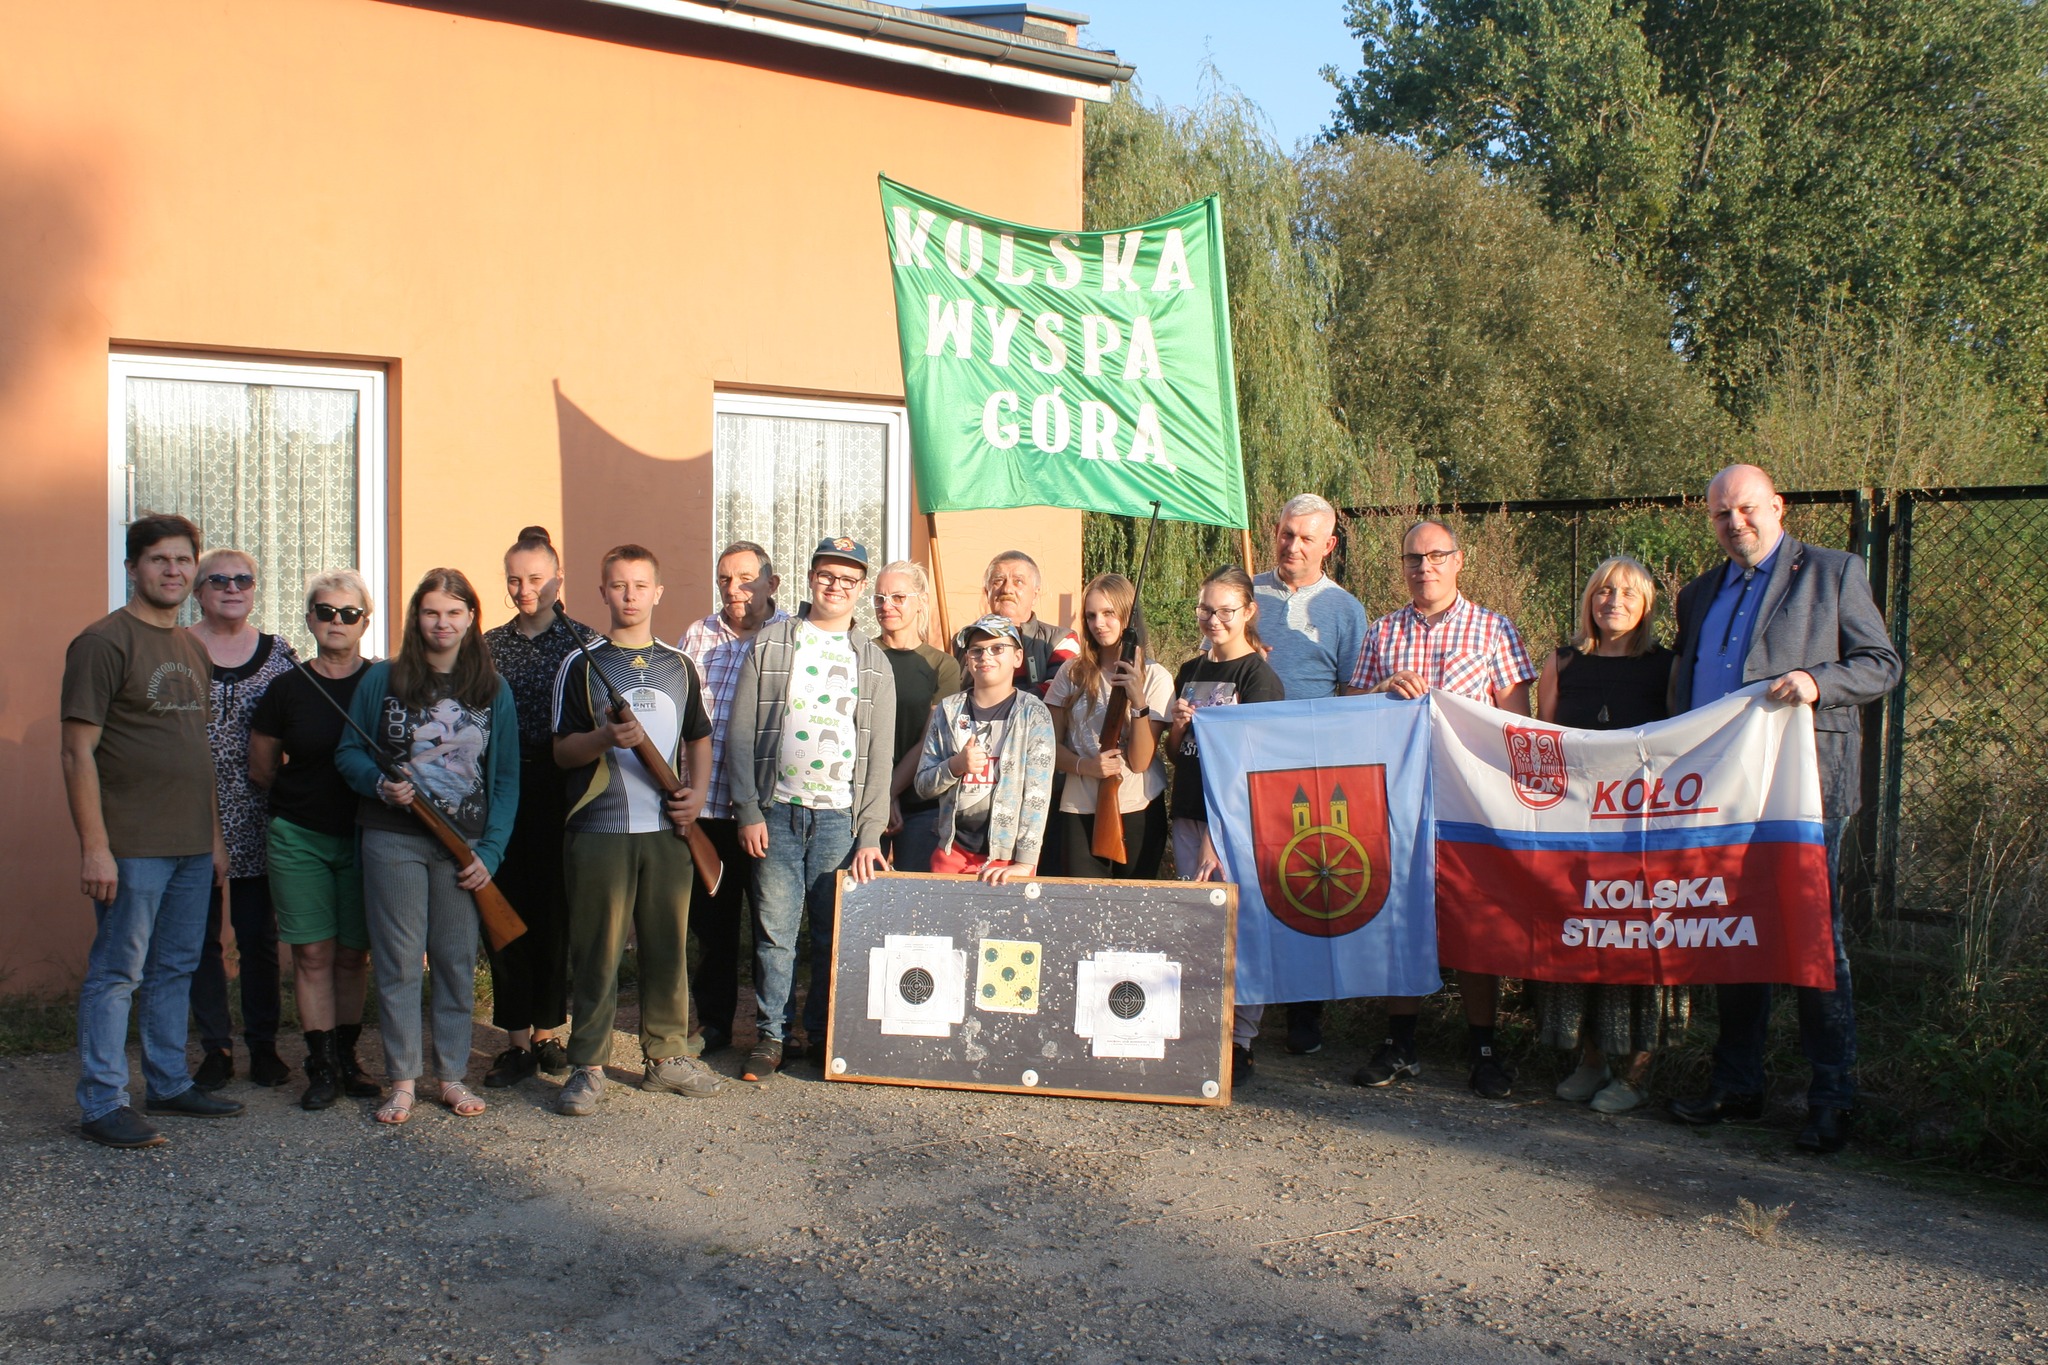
[1533,555,1687,1114]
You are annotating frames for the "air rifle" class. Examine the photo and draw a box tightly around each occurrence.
[289,656,527,951]
[554,603,725,896]
[1090,501,1163,865]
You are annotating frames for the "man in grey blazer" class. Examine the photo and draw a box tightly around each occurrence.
[1666,464,1901,1153]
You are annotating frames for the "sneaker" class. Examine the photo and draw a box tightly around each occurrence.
[1469,1049,1513,1099]
[80,1106,165,1149]
[556,1067,606,1117]
[696,1026,732,1058]
[191,1050,233,1091]
[484,1046,536,1089]
[532,1038,570,1077]
[1590,1078,1644,1114]
[1353,1040,1421,1088]
[642,1055,727,1099]
[1555,1061,1610,1103]
[1232,1043,1255,1085]
[143,1088,245,1118]
[742,1039,784,1083]
[247,1041,291,1088]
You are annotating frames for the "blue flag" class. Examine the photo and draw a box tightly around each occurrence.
[1193,695,1439,1004]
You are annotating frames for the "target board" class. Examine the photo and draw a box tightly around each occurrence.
[827,872,1238,1106]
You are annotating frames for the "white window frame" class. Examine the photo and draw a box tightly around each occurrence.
[105,352,388,624]
[710,392,912,576]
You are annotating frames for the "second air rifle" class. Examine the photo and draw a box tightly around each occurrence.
[554,603,725,896]
[1090,501,1163,865]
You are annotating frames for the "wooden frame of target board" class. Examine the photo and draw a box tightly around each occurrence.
[825,872,1237,1106]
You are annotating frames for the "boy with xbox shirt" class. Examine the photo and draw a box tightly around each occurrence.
[551,545,723,1116]
[726,537,896,1081]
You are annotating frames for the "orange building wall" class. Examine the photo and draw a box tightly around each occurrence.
[0,0,1086,993]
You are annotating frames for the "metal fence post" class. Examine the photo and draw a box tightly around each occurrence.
[1877,494,1914,919]
[1847,490,1890,926]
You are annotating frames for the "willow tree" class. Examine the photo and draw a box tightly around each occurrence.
[1082,86,1392,651]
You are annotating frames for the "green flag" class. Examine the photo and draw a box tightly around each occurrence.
[881,177,1247,529]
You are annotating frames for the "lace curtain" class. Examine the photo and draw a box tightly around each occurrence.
[713,409,890,634]
[126,377,359,657]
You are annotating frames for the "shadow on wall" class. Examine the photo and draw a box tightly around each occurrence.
[554,381,712,609]
[0,131,111,995]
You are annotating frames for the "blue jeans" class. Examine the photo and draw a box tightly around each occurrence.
[1710,815,1856,1108]
[750,803,854,1044]
[76,853,214,1122]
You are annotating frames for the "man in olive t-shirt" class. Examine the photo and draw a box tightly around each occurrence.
[60,514,243,1149]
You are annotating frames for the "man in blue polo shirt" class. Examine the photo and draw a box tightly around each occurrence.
[1665,464,1899,1154]
[1251,493,1369,1057]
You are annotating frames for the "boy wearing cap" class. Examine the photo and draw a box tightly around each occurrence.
[914,615,1056,883]
[726,537,896,1081]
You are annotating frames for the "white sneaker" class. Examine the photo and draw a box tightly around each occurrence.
[1556,1061,1610,1103]
[1590,1078,1645,1114]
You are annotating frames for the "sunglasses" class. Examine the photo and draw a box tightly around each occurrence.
[203,573,256,591]
[312,603,367,624]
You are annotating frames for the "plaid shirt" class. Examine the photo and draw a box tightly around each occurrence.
[1348,594,1537,702]
[678,607,790,819]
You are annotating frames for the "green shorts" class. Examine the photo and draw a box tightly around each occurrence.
[267,817,369,950]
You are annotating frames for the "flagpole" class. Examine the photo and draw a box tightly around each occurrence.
[925,511,952,646]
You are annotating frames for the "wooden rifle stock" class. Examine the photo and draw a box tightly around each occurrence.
[390,770,528,953]
[605,696,726,897]
[1088,637,1138,865]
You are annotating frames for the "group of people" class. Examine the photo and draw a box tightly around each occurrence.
[61,461,1897,1157]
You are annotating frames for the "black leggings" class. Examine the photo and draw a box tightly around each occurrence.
[1055,801,1169,880]
[484,750,571,1033]
[191,875,280,1051]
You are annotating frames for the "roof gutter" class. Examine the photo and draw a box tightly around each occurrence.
[583,0,1132,102]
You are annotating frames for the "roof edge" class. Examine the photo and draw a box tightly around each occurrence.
[583,0,1133,101]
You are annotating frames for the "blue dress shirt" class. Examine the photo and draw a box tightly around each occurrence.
[1690,542,1781,707]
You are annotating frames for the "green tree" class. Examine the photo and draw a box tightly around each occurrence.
[1327,0,2048,421]
[1302,136,1733,501]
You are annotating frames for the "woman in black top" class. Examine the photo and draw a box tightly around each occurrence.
[478,526,587,1088]
[1532,555,1686,1114]
[248,568,378,1110]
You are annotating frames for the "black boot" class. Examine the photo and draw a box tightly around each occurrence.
[300,1031,341,1111]
[334,1023,381,1098]
[248,1039,292,1087]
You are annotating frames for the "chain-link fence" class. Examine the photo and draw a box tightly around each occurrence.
[1337,485,2048,926]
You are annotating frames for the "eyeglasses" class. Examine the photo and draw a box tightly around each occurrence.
[1401,549,1459,570]
[964,644,1016,661]
[812,571,864,592]
[1194,604,1243,621]
[203,573,256,591]
[873,592,913,608]
[312,603,367,624]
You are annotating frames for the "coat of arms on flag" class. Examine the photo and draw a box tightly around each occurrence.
[1194,696,1440,1005]
[1503,723,1567,810]
[1247,765,1391,937]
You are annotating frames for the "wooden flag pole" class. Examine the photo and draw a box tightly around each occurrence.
[926,511,953,646]
[1239,526,1257,575]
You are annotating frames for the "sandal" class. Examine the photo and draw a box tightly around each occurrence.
[439,1081,486,1118]
[375,1088,415,1125]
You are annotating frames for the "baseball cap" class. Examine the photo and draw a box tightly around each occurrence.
[957,613,1024,649]
[809,536,870,572]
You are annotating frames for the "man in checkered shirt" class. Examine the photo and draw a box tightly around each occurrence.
[676,541,789,1056]
[1345,518,1536,1099]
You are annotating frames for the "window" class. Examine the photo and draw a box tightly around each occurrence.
[108,353,387,656]
[712,393,910,633]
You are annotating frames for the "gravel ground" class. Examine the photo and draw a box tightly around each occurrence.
[2,1020,2044,1364]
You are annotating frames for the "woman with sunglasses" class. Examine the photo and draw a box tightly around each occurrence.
[187,549,299,1092]
[1167,567,1284,1081]
[248,570,382,1109]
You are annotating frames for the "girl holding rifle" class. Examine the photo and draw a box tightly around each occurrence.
[337,570,519,1124]
[1045,573,1173,880]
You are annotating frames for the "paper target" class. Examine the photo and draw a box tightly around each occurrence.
[866,934,968,1038]
[1073,951,1183,1059]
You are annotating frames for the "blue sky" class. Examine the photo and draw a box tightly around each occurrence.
[1074,2,1362,148]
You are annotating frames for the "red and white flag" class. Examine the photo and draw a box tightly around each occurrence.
[1430,685,1836,987]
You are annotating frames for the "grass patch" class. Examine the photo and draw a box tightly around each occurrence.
[1733,1197,1794,1243]
[0,991,76,1055]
